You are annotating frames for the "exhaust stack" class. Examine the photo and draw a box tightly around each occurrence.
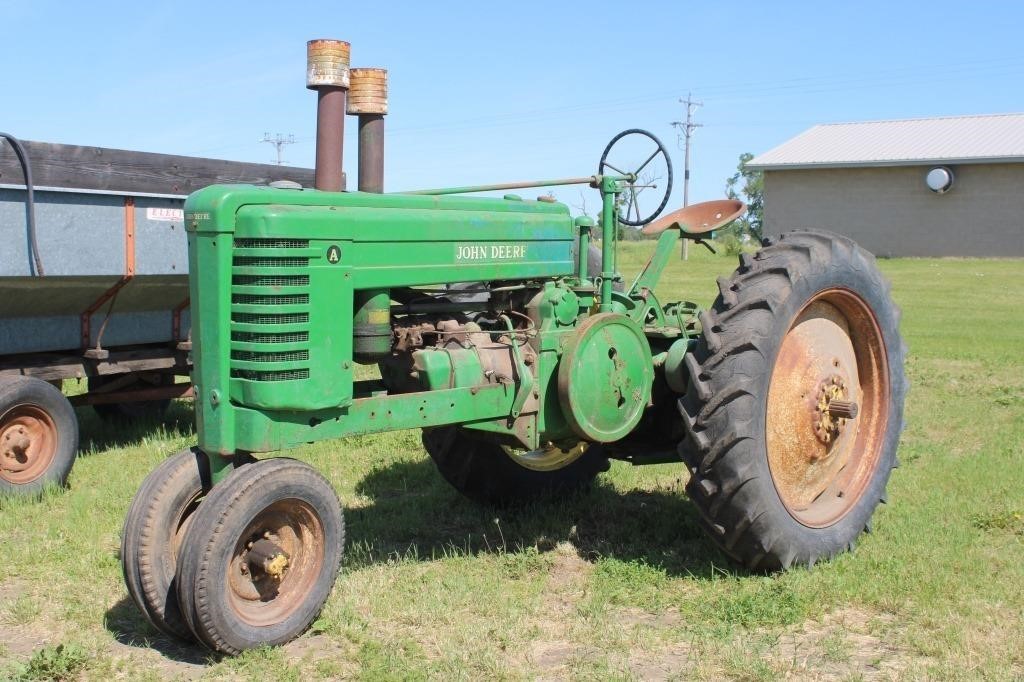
[306,39,350,192]
[347,68,388,193]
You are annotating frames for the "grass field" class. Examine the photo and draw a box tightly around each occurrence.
[1,242,1022,680]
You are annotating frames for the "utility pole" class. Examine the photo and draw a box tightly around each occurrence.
[671,93,702,259]
[261,133,296,165]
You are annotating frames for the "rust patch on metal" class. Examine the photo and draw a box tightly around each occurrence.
[765,289,889,528]
[347,68,388,115]
[813,374,853,444]
[641,198,745,236]
[307,39,350,192]
[227,500,326,627]
[0,404,58,484]
[81,196,137,348]
[306,39,351,89]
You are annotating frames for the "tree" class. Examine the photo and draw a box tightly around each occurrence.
[725,152,764,240]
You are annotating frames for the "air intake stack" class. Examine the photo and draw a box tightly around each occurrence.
[306,39,350,192]
[347,68,388,193]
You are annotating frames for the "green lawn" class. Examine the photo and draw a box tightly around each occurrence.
[1,243,1022,680]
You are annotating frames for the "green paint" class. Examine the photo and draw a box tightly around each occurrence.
[557,313,654,442]
[185,174,699,472]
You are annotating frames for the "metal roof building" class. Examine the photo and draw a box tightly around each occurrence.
[748,114,1024,257]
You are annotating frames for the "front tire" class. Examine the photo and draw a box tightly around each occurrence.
[120,446,254,638]
[175,458,344,654]
[679,230,907,570]
[121,448,214,640]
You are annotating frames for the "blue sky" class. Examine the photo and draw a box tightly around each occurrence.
[3,1,1023,211]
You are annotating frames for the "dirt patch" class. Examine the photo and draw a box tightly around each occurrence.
[284,632,358,677]
[0,581,56,659]
[618,606,683,629]
[771,607,922,680]
[540,542,593,618]
[530,640,577,669]
[526,543,594,673]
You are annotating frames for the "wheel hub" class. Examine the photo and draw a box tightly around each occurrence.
[812,375,859,445]
[226,501,325,627]
[765,289,889,528]
[244,537,291,581]
[0,406,58,484]
[2,426,32,471]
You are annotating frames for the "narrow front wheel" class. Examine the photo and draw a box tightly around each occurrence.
[175,458,344,654]
[122,448,214,640]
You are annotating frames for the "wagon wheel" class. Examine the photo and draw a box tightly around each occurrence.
[0,376,77,496]
[678,230,907,570]
[598,128,673,227]
[175,458,344,654]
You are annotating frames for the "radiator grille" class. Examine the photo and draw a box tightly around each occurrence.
[232,294,310,306]
[234,238,309,249]
[230,350,309,363]
[231,238,311,382]
[233,312,309,325]
[230,368,311,381]
[233,274,309,287]
[234,256,307,268]
[232,331,310,344]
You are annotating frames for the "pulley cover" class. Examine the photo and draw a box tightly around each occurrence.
[557,313,653,442]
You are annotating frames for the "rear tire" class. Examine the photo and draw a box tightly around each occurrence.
[0,376,78,496]
[423,426,609,506]
[678,230,907,570]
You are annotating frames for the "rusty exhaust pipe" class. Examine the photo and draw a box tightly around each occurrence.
[347,68,388,193]
[307,39,350,192]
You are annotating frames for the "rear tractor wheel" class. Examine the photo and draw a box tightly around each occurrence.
[679,230,907,571]
[423,426,609,506]
[174,458,344,654]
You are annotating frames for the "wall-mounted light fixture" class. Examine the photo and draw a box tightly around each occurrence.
[925,166,955,194]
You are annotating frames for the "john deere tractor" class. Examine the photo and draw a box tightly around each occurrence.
[121,40,906,654]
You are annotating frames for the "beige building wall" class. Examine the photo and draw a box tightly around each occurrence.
[762,163,1024,257]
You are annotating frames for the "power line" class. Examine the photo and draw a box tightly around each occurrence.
[261,132,296,165]
[385,55,1024,138]
[671,94,702,260]
[671,93,702,207]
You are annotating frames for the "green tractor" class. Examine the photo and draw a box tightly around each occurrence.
[121,40,906,654]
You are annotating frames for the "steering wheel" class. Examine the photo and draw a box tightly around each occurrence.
[598,128,673,227]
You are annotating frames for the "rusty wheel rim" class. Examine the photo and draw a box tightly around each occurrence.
[226,500,325,627]
[170,491,204,563]
[0,404,58,485]
[501,442,589,472]
[766,288,890,528]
